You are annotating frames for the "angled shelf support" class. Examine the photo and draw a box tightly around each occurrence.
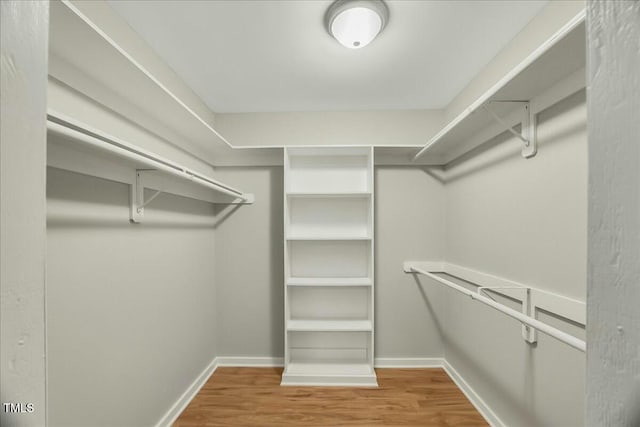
[482,101,537,159]
[129,169,254,223]
[130,170,160,223]
[478,285,536,343]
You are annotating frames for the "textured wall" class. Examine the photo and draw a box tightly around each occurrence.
[47,168,218,427]
[0,1,48,425]
[586,1,640,426]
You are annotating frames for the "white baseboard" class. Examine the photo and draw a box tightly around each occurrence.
[216,356,284,367]
[443,360,505,427]
[155,357,218,427]
[374,357,444,368]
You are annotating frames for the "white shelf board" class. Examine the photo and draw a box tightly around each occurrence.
[285,362,374,376]
[414,12,586,164]
[286,235,371,241]
[287,320,372,332]
[286,146,373,157]
[48,1,284,168]
[281,362,377,386]
[287,277,372,287]
[286,192,371,198]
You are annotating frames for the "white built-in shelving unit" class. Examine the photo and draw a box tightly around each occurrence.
[282,147,377,387]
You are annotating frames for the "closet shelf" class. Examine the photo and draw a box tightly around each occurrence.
[50,1,230,160]
[287,277,372,287]
[286,192,371,198]
[47,113,254,223]
[286,235,371,241]
[285,362,374,376]
[413,11,585,165]
[287,320,372,332]
[281,362,377,386]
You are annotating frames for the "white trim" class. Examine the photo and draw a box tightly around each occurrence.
[155,357,218,427]
[443,360,506,427]
[216,356,285,367]
[374,357,444,368]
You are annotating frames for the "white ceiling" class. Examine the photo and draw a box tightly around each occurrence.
[108,0,548,113]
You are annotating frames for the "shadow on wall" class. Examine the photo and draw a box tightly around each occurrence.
[411,275,445,337]
[444,89,587,183]
[211,203,242,229]
[269,167,285,356]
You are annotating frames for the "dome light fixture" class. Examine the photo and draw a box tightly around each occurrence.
[325,0,389,49]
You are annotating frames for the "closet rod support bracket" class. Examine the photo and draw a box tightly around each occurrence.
[130,169,159,224]
[484,101,537,159]
[521,288,537,344]
[478,285,537,344]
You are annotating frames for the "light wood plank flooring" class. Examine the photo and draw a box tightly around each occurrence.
[174,367,488,426]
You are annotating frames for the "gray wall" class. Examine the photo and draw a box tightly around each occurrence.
[586,1,640,426]
[442,90,587,426]
[374,167,445,359]
[213,167,285,358]
[213,166,446,360]
[215,110,443,147]
[0,1,48,425]
[46,168,218,427]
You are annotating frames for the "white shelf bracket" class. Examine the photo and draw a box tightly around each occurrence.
[483,101,537,159]
[130,169,160,224]
[522,288,537,344]
[478,285,537,344]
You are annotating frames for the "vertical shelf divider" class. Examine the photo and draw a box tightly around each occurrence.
[282,147,377,387]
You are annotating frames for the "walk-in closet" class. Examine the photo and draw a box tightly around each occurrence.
[1,1,638,426]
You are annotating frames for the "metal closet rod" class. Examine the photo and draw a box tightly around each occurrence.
[407,265,586,352]
[47,116,249,201]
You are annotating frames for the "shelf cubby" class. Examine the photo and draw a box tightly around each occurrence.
[288,240,370,278]
[288,287,371,322]
[286,147,372,194]
[287,196,371,240]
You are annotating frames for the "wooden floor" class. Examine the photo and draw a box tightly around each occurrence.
[174,368,488,426]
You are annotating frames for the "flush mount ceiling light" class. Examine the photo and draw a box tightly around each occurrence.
[325,0,389,49]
